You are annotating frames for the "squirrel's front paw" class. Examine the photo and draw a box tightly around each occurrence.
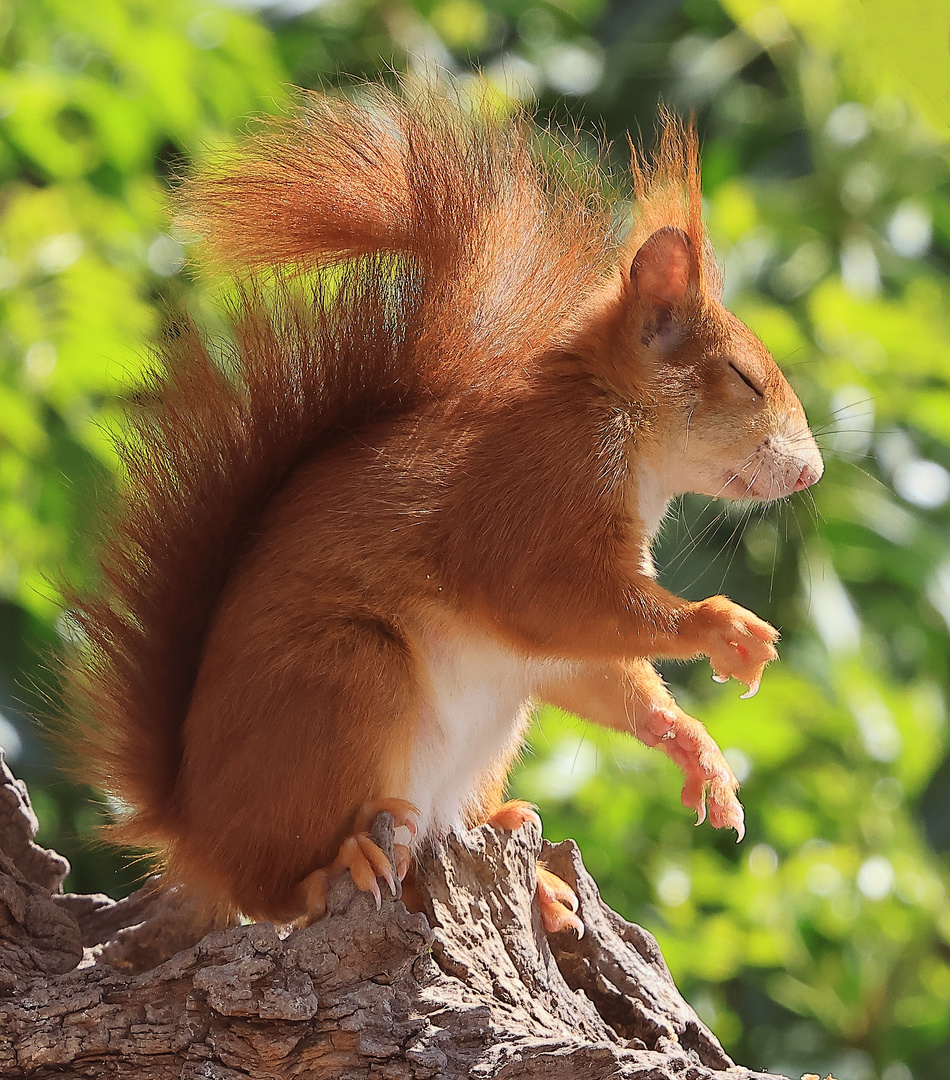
[691,595,778,698]
[637,700,745,840]
[680,756,745,840]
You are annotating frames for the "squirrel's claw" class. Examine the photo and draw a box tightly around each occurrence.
[336,834,392,909]
[739,679,760,700]
[713,669,760,698]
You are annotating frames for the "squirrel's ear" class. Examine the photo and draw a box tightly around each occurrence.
[630,226,694,307]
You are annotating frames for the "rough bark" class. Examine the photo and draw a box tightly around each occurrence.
[0,754,792,1079]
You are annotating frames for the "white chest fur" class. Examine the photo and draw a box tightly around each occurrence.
[635,459,673,540]
[406,620,568,835]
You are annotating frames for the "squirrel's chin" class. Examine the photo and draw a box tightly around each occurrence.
[717,474,784,502]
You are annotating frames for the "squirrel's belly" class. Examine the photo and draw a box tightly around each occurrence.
[407,619,568,836]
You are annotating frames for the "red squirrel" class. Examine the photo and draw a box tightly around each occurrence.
[65,84,823,935]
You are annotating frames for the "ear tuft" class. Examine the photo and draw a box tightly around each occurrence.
[630,226,693,307]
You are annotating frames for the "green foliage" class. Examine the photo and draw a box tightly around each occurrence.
[1,1,948,1077]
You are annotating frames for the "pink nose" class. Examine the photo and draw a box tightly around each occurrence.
[793,464,821,491]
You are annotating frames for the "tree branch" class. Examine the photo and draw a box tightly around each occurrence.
[0,753,791,1079]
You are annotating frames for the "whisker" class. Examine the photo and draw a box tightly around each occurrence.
[794,483,822,526]
[663,451,760,576]
[811,432,880,444]
[665,503,731,574]
[840,462,892,493]
[780,347,817,367]
[809,397,878,425]
[790,508,813,620]
[810,419,877,435]
[678,495,753,594]
[815,449,876,466]
[767,506,779,603]
[717,502,756,594]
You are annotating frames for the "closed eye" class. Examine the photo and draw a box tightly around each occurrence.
[728,360,762,397]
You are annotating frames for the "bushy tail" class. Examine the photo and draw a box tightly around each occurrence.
[64,82,622,844]
[179,82,621,385]
[63,266,428,843]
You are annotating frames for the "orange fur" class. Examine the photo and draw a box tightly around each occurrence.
[63,83,822,922]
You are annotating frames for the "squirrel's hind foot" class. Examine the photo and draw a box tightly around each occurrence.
[536,863,584,937]
[485,799,542,832]
[484,800,584,937]
[297,797,420,923]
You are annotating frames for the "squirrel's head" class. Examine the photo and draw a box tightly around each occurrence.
[586,118,823,514]
[623,223,823,506]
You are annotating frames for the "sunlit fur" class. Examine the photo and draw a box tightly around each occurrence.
[63,84,822,922]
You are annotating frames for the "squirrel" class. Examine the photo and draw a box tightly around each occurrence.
[63,83,823,935]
